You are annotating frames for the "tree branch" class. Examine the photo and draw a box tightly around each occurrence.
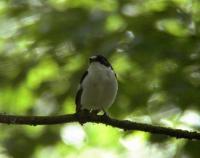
[0,112,200,140]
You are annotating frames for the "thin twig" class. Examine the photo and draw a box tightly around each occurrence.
[0,113,199,140]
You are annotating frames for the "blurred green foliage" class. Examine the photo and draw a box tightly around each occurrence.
[0,0,200,157]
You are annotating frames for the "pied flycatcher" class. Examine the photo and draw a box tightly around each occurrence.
[75,55,118,114]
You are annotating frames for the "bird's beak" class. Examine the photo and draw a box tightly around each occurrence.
[89,56,96,63]
[89,58,93,63]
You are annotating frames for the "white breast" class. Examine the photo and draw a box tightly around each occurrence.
[81,62,118,111]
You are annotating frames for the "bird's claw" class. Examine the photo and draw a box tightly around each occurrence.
[102,112,110,119]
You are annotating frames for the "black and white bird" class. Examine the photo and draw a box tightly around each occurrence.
[75,55,118,114]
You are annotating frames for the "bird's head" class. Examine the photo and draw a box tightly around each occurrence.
[89,55,111,67]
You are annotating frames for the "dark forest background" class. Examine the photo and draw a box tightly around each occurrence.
[0,0,200,158]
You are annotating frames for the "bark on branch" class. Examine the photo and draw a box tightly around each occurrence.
[0,112,199,140]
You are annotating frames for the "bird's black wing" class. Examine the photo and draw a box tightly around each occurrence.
[75,71,88,112]
[110,65,117,78]
[80,70,88,84]
[75,87,83,112]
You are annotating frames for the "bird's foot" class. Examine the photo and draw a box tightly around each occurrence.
[102,111,110,120]
[91,109,100,116]
[82,109,90,115]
